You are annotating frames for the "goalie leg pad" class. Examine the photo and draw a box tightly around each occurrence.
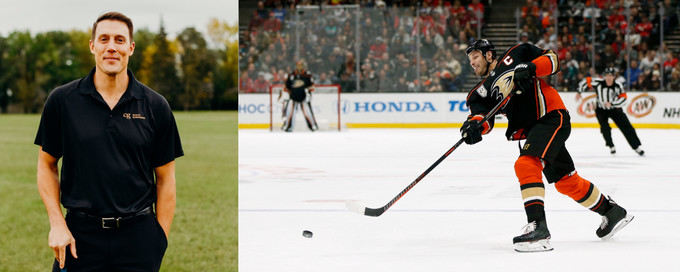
[282,101,297,132]
[301,101,318,131]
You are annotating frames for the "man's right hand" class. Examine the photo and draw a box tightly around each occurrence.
[460,119,483,145]
[49,224,77,269]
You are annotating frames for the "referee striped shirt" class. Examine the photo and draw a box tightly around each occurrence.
[577,77,627,110]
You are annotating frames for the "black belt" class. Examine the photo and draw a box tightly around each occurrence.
[67,207,154,229]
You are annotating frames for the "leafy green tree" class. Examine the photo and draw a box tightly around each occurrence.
[129,28,154,77]
[40,31,88,96]
[1,30,93,113]
[206,18,239,110]
[1,18,238,113]
[68,29,95,74]
[147,23,182,109]
[177,27,215,110]
[0,36,8,112]
[5,31,49,113]
[214,41,239,110]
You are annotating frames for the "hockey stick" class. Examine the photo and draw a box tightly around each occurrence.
[346,91,516,217]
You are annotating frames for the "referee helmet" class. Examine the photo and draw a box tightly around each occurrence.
[603,67,616,76]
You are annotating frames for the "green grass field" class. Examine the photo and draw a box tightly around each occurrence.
[0,111,238,271]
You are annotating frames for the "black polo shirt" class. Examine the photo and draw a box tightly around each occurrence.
[35,68,183,216]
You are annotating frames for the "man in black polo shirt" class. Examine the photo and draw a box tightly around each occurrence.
[35,12,183,271]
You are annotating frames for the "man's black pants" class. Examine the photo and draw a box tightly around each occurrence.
[52,211,167,272]
[595,107,642,149]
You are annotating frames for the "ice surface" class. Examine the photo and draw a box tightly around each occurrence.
[239,128,680,271]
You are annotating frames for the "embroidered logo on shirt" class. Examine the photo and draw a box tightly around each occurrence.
[123,113,146,120]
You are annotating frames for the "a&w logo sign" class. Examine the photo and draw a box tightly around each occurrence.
[577,93,656,118]
[627,93,656,118]
[576,94,598,118]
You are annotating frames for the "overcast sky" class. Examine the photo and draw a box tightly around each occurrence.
[0,0,238,38]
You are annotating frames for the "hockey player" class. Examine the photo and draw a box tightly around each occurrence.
[282,60,318,132]
[577,68,644,155]
[460,39,634,252]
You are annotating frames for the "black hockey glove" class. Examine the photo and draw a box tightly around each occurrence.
[460,119,483,145]
[513,62,536,95]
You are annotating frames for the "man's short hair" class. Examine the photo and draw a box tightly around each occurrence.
[91,12,134,42]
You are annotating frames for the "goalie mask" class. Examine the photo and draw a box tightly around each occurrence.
[296,60,306,73]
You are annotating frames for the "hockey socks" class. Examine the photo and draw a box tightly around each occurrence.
[554,172,611,215]
[515,156,546,222]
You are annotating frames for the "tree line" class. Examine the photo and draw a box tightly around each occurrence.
[0,18,239,113]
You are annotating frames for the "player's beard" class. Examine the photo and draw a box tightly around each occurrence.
[481,62,490,77]
[475,61,490,77]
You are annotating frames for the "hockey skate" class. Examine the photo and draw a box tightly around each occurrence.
[634,147,645,156]
[513,219,553,252]
[597,196,634,239]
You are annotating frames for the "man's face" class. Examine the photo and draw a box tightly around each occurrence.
[89,20,134,76]
[467,50,489,76]
[605,74,615,85]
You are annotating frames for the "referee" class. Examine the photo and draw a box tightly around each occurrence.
[35,12,183,271]
[577,67,644,155]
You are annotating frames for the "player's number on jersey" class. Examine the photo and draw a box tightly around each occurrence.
[503,56,513,66]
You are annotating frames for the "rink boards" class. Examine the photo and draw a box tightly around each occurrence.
[239,92,680,129]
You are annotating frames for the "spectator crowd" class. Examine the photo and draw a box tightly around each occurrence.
[545,0,680,92]
[239,0,680,93]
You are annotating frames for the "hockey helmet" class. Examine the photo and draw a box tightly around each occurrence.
[466,39,496,60]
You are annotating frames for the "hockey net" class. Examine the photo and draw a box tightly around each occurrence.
[269,84,343,132]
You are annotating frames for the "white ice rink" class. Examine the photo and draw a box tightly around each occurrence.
[239,127,680,271]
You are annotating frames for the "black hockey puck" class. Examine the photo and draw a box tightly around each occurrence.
[302,230,313,238]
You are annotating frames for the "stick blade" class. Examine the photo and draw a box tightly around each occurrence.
[363,207,385,217]
[345,200,367,215]
[345,200,385,217]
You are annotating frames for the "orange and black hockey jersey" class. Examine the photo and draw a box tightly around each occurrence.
[466,43,566,140]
